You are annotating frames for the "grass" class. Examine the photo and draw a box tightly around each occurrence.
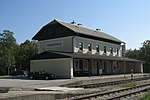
[0,86,13,90]
[139,93,150,100]
[120,82,137,87]
[0,75,27,79]
[0,76,13,79]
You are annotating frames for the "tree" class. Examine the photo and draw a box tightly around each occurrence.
[0,30,38,75]
[139,41,150,72]
[15,40,38,72]
[126,40,150,72]
[0,30,17,75]
[125,49,140,59]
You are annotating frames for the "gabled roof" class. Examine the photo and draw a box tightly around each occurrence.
[32,19,123,43]
[55,19,123,43]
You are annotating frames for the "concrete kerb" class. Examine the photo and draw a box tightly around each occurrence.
[0,91,56,100]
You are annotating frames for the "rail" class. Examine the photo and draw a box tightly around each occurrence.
[68,76,150,88]
[70,83,150,100]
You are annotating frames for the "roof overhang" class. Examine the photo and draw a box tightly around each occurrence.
[31,51,144,63]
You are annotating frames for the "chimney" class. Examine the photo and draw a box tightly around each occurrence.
[70,20,76,24]
[96,29,101,31]
[77,23,82,26]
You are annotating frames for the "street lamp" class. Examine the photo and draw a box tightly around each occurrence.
[122,43,126,77]
[8,63,11,76]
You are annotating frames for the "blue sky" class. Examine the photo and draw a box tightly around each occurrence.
[0,0,150,49]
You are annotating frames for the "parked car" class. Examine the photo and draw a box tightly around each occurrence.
[0,88,9,93]
[28,71,55,80]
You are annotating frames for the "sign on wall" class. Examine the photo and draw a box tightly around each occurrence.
[46,41,63,48]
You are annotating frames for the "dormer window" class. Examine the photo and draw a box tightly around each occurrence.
[79,42,83,51]
[110,47,113,55]
[96,45,100,52]
[88,43,92,52]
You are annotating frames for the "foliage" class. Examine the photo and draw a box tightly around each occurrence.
[0,30,37,75]
[0,30,16,75]
[126,40,150,72]
[126,49,140,59]
[140,42,150,72]
[15,40,38,71]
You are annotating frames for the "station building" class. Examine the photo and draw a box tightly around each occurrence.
[30,19,144,78]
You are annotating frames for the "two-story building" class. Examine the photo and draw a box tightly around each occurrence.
[30,19,143,78]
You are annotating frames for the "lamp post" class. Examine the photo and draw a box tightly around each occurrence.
[8,65,9,76]
[122,43,126,77]
[8,63,11,76]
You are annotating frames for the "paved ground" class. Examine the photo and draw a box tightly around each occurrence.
[0,78,70,88]
[0,73,148,89]
[0,73,149,100]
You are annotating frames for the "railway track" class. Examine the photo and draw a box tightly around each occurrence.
[70,83,150,100]
[67,76,150,88]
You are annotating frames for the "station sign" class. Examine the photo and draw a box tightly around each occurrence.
[46,41,63,48]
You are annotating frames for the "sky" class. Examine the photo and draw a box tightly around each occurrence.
[0,0,150,50]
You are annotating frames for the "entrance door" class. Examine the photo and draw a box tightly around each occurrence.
[92,60,97,75]
[79,60,83,71]
[97,60,100,75]
[88,60,92,75]
[103,60,107,74]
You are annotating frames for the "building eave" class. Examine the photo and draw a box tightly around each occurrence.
[31,51,144,63]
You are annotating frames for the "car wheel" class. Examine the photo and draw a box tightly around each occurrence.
[45,76,49,80]
[29,76,33,79]
[52,75,55,79]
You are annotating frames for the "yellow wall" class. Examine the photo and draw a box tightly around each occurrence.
[30,58,72,78]
[38,36,73,53]
[74,36,122,57]
[38,35,122,57]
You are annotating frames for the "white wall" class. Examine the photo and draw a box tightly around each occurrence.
[74,36,122,57]
[141,63,143,73]
[30,58,72,78]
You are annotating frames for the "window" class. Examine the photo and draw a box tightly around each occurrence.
[88,43,92,51]
[79,42,83,50]
[96,45,100,52]
[104,46,106,53]
[110,47,113,54]
[116,48,119,55]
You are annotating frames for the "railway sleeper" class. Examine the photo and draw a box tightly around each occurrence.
[106,86,150,100]
[71,84,150,100]
[67,77,150,89]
